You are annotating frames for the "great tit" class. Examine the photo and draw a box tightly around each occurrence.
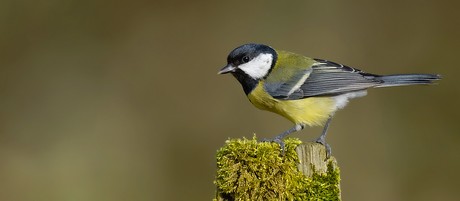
[218,43,440,155]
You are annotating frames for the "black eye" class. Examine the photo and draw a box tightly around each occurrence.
[242,56,250,63]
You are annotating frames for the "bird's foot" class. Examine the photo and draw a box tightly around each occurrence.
[260,124,305,155]
[261,137,285,155]
[315,136,331,159]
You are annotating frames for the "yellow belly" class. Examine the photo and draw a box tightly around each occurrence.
[247,82,336,126]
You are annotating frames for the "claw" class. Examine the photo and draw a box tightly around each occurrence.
[273,137,285,154]
[314,117,333,159]
[260,124,305,155]
[315,137,332,159]
[261,137,286,155]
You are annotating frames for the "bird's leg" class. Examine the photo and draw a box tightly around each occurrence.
[315,117,333,158]
[263,124,305,154]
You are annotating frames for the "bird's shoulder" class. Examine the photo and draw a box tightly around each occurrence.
[263,51,315,99]
[275,50,316,69]
[266,50,315,82]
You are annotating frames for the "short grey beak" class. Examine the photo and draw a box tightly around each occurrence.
[218,64,236,74]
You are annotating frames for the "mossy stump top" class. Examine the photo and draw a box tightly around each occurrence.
[214,137,341,201]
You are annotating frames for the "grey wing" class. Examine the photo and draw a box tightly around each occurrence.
[266,59,382,100]
[264,68,313,99]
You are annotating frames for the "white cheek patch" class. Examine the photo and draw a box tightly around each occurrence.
[238,53,273,79]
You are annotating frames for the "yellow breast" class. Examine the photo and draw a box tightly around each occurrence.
[247,82,336,126]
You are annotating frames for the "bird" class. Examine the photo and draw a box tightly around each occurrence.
[218,43,440,156]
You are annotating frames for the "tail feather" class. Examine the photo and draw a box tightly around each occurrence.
[374,74,441,88]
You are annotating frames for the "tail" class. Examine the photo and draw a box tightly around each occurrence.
[374,74,441,88]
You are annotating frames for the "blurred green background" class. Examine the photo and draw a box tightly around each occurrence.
[1,0,459,200]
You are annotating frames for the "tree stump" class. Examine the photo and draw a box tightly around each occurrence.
[214,137,340,200]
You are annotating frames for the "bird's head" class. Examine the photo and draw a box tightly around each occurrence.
[218,43,277,80]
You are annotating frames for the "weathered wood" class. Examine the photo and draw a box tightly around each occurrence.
[214,138,341,200]
[296,142,335,176]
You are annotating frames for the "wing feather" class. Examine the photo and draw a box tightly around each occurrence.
[265,59,381,100]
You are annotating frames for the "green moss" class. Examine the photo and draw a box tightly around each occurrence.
[214,136,340,201]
